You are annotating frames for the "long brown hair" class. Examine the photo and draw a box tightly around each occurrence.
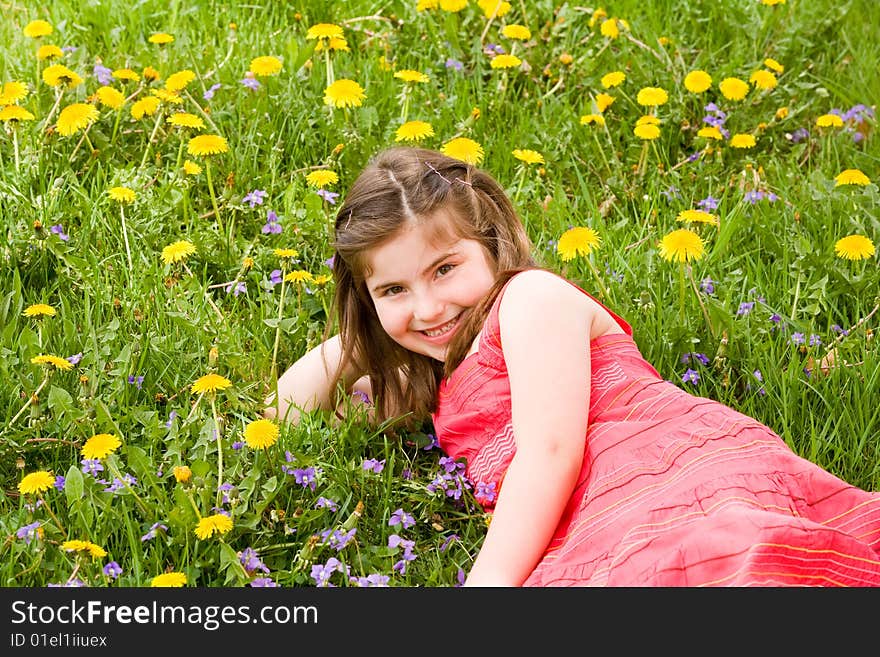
[330,147,536,423]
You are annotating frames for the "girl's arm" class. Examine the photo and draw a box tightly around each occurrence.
[263,334,365,424]
[464,270,595,586]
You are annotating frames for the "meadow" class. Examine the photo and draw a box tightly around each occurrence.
[0,0,878,587]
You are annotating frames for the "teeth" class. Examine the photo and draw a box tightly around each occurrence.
[423,317,457,337]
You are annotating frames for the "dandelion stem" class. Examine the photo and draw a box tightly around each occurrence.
[38,495,66,537]
[139,111,163,169]
[204,160,225,252]
[678,263,686,321]
[12,129,20,171]
[586,257,612,303]
[6,371,51,433]
[270,265,289,408]
[119,205,133,273]
[687,264,715,338]
[211,395,224,508]
[107,458,150,517]
[182,262,224,321]
[42,88,64,136]
[110,108,122,144]
[512,166,527,205]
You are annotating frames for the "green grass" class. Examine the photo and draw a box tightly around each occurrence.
[0,0,878,587]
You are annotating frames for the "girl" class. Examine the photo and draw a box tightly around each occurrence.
[266,146,880,586]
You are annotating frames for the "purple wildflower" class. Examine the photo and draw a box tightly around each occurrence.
[140,521,167,542]
[269,269,283,286]
[351,390,371,405]
[475,481,497,505]
[239,547,270,574]
[316,188,340,204]
[315,496,338,511]
[127,374,144,389]
[362,458,385,474]
[737,301,755,316]
[291,466,319,490]
[831,324,849,336]
[50,224,70,241]
[103,561,122,579]
[698,196,719,211]
[242,189,267,207]
[744,190,764,204]
[350,573,390,587]
[439,534,460,552]
[231,440,244,450]
[681,368,700,385]
[16,521,42,544]
[203,83,221,100]
[700,277,715,295]
[81,458,104,477]
[445,58,464,71]
[809,334,822,347]
[249,577,278,587]
[241,75,261,91]
[422,433,440,451]
[66,352,82,365]
[165,410,177,429]
[389,508,415,529]
[93,63,113,85]
[53,475,65,491]
[791,332,806,345]
[310,558,344,587]
[225,281,247,296]
[789,127,809,143]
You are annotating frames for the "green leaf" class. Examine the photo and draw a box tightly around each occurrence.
[64,464,84,503]
[47,385,73,414]
[219,541,247,585]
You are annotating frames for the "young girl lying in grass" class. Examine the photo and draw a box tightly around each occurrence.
[266,146,880,586]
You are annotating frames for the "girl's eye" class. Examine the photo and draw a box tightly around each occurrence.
[436,263,455,277]
[383,285,404,297]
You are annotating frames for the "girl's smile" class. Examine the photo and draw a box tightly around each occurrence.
[363,211,496,362]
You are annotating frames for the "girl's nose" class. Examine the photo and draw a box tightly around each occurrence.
[412,294,444,324]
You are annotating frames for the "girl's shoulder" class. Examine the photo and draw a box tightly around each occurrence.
[496,269,629,340]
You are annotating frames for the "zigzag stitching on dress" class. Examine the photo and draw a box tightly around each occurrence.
[590,361,627,394]
[468,422,515,480]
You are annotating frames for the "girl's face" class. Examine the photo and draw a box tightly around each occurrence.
[363,210,496,362]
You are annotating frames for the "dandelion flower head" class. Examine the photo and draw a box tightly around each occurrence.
[274,248,299,258]
[250,56,282,77]
[697,126,723,140]
[394,69,429,83]
[719,77,749,101]
[677,209,718,225]
[61,539,107,558]
[194,513,234,540]
[684,70,712,93]
[37,44,64,60]
[834,234,875,260]
[489,54,522,70]
[164,69,195,92]
[81,433,122,460]
[834,169,870,186]
[183,160,202,175]
[284,270,315,284]
[191,373,232,395]
[173,465,192,483]
[580,113,605,126]
[187,134,229,157]
[31,354,73,370]
[113,68,140,82]
[18,471,55,495]
[0,81,29,105]
[502,24,531,40]
[512,148,544,165]
[148,33,174,45]
[729,133,756,149]
[56,103,99,136]
[440,0,468,12]
[131,96,160,119]
[23,20,53,38]
[151,572,187,587]
[323,79,366,108]
[108,186,136,203]
[441,137,484,165]
[96,86,126,109]
[395,120,435,142]
[244,418,280,449]
[595,93,615,112]
[557,227,601,261]
[0,106,36,122]
[764,58,784,73]
[636,87,668,106]
[161,240,196,264]
[306,23,344,41]
[167,112,205,129]
[42,64,83,88]
[478,0,511,17]
[23,303,56,318]
[749,70,777,90]
[634,122,661,140]
[305,170,339,188]
[601,71,625,88]
[816,114,844,128]
[659,228,705,263]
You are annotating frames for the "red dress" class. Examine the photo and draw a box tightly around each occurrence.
[433,274,880,586]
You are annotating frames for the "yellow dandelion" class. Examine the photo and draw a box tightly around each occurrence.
[173,465,192,483]
[305,170,339,188]
[56,103,99,136]
[167,112,205,129]
[749,69,777,90]
[131,96,160,119]
[636,87,668,107]
[284,270,315,284]
[441,137,484,165]
[764,58,784,73]
[194,513,234,540]
[697,126,723,140]
[18,471,55,495]
[151,572,187,587]
[36,44,64,60]
[595,93,614,113]
[502,24,531,40]
[729,133,756,148]
[306,23,344,41]
[719,77,749,101]
[61,540,107,559]
[559,53,574,65]
[151,88,183,104]
[191,373,232,395]
[600,18,620,39]
[677,209,718,225]
[142,66,161,82]
[834,234,875,261]
[440,0,468,11]
[834,169,871,186]
[323,79,366,109]
[775,107,789,120]
[816,114,844,128]
[684,70,712,93]
[96,86,126,110]
[313,274,332,285]
[0,106,35,122]
[164,69,195,92]
[394,69,429,84]
[634,123,661,140]
[183,160,202,175]
[23,20,53,38]
[250,56,283,77]
[0,81,29,105]
[557,227,601,261]
[108,186,136,203]
[395,120,435,142]
[187,134,229,157]
[659,228,705,263]
[23,303,56,318]
[42,64,83,88]
[274,248,299,258]
[161,240,196,264]
[148,33,174,45]
[477,0,511,18]
[761,0,786,5]
[512,148,544,165]
[243,418,280,449]
[112,68,140,82]
[580,113,605,126]
[490,54,522,70]
[601,71,626,88]
[81,433,122,460]
[315,37,349,53]
[31,354,73,371]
